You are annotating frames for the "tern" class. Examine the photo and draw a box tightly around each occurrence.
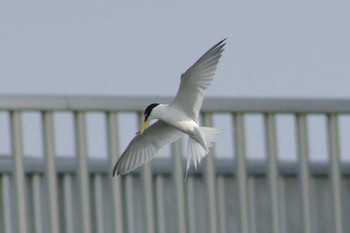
[113,39,226,177]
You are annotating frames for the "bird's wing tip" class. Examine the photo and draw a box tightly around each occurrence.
[112,163,120,177]
[212,38,226,48]
[218,38,227,46]
[112,169,123,177]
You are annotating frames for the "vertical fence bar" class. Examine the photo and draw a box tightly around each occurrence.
[171,138,187,233]
[106,112,124,233]
[42,111,60,233]
[203,112,219,233]
[94,174,105,233]
[10,111,28,233]
[327,114,343,233]
[295,114,312,233]
[125,176,135,233]
[74,111,92,233]
[187,177,196,233]
[248,178,257,233]
[155,176,166,233]
[63,174,74,233]
[264,113,281,233]
[32,174,43,233]
[138,112,155,233]
[217,176,227,233]
[233,113,249,233]
[2,174,13,233]
[278,178,288,233]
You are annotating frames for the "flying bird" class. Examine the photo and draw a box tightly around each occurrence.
[113,39,226,177]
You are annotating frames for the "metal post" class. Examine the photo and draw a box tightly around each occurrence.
[32,174,43,233]
[203,112,219,233]
[295,114,312,233]
[233,113,250,233]
[94,174,105,233]
[10,111,28,233]
[63,174,74,233]
[264,113,281,233]
[125,176,135,233]
[327,114,343,233]
[248,178,258,233]
[2,174,13,233]
[42,111,60,233]
[187,177,196,233]
[155,176,166,233]
[171,138,187,233]
[106,112,124,233]
[74,111,92,233]
[138,112,155,233]
[217,176,227,233]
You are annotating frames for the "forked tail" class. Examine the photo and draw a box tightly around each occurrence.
[184,127,221,181]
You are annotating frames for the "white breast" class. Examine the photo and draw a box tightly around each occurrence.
[158,105,199,134]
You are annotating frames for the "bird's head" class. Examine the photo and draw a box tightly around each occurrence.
[141,103,159,135]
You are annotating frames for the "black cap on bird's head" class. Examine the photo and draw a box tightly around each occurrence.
[144,103,159,121]
[141,103,159,135]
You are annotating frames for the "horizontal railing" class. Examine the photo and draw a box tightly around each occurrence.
[0,156,349,175]
[1,95,350,112]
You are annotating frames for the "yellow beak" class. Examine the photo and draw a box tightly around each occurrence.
[140,119,150,135]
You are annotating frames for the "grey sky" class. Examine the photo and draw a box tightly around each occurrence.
[1,1,350,162]
[1,1,350,97]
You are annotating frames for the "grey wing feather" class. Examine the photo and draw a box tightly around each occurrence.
[113,120,183,176]
[171,39,226,120]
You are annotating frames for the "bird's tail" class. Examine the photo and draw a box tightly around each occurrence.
[185,127,221,181]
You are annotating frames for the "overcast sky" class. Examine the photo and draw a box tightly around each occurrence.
[1,1,350,98]
[1,1,350,162]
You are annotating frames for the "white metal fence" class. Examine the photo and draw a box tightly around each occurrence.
[0,95,349,233]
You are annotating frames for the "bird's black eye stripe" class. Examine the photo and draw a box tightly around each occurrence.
[144,103,159,121]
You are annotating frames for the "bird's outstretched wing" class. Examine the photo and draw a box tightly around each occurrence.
[170,39,226,120]
[113,121,183,176]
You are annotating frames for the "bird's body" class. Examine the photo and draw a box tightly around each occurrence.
[113,39,226,176]
[150,104,208,151]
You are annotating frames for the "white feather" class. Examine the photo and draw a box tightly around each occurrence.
[184,127,221,180]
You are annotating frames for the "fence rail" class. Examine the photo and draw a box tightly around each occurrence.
[1,95,350,112]
[0,95,349,233]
